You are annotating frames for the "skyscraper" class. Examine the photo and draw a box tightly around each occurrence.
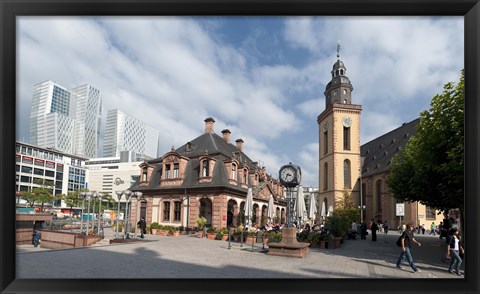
[103,109,159,159]
[29,80,102,158]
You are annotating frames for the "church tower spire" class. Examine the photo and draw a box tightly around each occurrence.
[324,41,354,107]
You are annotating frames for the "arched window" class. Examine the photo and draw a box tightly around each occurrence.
[324,131,328,155]
[243,168,247,183]
[376,180,382,212]
[323,162,328,191]
[343,126,350,150]
[202,159,209,177]
[344,159,351,188]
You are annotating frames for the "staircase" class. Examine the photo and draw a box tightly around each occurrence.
[90,238,111,247]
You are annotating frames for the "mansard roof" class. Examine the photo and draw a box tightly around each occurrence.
[360,118,420,178]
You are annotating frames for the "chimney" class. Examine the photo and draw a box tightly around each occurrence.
[204,117,215,134]
[221,129,231,144]
[235,138,244,151]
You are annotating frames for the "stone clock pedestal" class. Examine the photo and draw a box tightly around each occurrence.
[266,227,309,258]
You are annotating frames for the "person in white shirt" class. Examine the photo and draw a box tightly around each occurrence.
[446,228,464,276]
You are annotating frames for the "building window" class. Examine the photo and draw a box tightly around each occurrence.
[173,163,179,178]
[165,164,171,179]
[142,168,148,181]
[232,164,237,180]
[324,131,328,155]
[323,162,328,191]
[376,180,382,212]
[21,166,32,174]
[426,207,436,220]
[34,168,44,176]
[174,201,181,221]
[243,169,247,183]
[202,160,209,177]
[343,159,351,188]
[343,127,350,150]
[163,202,170,221]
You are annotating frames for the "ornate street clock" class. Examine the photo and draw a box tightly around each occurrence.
[279,163,302,187]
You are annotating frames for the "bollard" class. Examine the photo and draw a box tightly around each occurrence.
[228,228,232,250]
[251,234,254,252]
[240,230,243,247]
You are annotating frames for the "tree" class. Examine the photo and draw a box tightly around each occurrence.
[21,190,37,207]
[32,187,53,211]
[64,188,88,216]
[387,70,464,228]
[333,191,360,223]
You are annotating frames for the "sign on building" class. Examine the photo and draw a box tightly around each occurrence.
[396,203,405,216]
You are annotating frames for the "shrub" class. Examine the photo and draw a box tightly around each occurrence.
[207,226,216,234]
[327,214,350,237]
[196,217,207,229]
[219,227,229,235]
[150,222,159,229]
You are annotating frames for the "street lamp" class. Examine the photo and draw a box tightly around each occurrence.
[92,192,98,234]
[97,193,103,236]
[79,192,87,235]
[132,191,143,239]
[85,192,92,235]
[359,168,364,224]
[114,191,123,239]
[123,190,132,239]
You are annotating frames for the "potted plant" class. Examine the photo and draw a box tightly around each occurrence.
[168,226,179,237]
[150,222,159,235]
[146,225,151,234]
[327,214,349,248]
[244,229,257,243]
[196,217,207,238]
[218,227,229,241]
[206,227,217,239]
[267,231,282,243]
[158,225,169,236]
[232,226,243,242]
[262,231,271,245]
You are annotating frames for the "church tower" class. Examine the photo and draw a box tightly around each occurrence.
[317,43,362,217]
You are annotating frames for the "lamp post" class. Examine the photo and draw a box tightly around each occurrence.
[85,192,92,235]
[79,192,87,235]
[133,191,143,239]
[359,168,364,224]
[92,192,98,234]
[124,190,132,239]
[114,191,123,239]
[97,193,103,236]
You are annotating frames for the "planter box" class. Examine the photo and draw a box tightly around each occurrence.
[169,231,180,237]
[244,236,256,243]
[151,229,158,235]
[206,233,216,240]
[158,230,169,236]
[197,231,204,238]
[221,234,228,241]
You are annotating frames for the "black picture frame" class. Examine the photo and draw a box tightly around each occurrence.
[1,1,478,293]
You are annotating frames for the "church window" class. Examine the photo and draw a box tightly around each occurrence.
[376,180,382,212]
[333,91,337,96]
[323,162,328,191]
[343,127,350,150]
[324,131,328,155]
[343,99,347,104]
[344,159,351,188]
[340,69,344,75]
[343,89,347,95]
[243,168,247,183]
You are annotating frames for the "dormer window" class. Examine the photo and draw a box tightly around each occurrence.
[202,159,209,177]
[165,164,171,179]
[142,168,148,181]
[232,163,237,180]
[173,163,179,178]
[243,168,247,183]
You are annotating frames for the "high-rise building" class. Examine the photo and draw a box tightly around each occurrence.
[70,84,102,158]
[29,81,102,158]
[29,81,76,154]
[103,109,159,159]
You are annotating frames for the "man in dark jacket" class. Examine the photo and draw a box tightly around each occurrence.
[370,219,378,241]
[396,223,422,272]
[137,218,146,239]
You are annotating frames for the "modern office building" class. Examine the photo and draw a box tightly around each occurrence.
[103,109,159,159]
[29,80,102,158]
[15,141,88,208]
[70,84,102,158]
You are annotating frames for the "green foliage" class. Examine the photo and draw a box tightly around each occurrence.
[215,232,224,240]
[31,187,53,211]
[327,214,350,237]
[297,230,310,242]
[150,222,159,229]
[387,70,464,220]
[168,226,178,233]
[196,217,207,229]
[219,227,229,235]
[21,191,37,207]
[268,231,282,243]
[207,226,216,234]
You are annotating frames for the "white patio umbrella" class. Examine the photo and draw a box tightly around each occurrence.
[295,186,307,227]
[267,194,275,225]
[244,188,253,227]
[321,201,326,220]
[307,194,317,220]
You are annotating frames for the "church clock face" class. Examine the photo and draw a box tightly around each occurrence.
[342,116,352,128]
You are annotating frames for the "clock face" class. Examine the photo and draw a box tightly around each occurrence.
[342,116,352,128]
[280,166,296,183]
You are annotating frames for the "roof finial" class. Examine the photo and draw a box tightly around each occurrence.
[336,40,341,59]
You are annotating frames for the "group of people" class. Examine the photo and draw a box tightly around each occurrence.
[395,223,465,276]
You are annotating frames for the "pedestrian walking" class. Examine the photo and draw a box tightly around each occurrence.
[33,229,41,247]
[137,217,146,239]
[446,228,464,276]
[421,224,425,235]
[383,221,389,235]
[360,221,367,240]
[429,222,436,236]
[396,223,422,272]
[370,219,378,241]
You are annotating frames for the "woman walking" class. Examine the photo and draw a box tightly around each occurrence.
[446,228,464,276]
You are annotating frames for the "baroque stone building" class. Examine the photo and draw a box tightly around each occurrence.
[129,118,286,229]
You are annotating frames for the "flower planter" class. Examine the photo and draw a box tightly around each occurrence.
[158,230,169,236]
[221,234,228,241]
[151,229,158,235]
[262,238,269,245]
[169,231,180,237]
[197,231,204,238]
[244,236,256,243]
[206,233,216,240]
[333,237,343,249]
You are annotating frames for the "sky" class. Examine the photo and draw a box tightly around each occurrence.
[16,16,464,187]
